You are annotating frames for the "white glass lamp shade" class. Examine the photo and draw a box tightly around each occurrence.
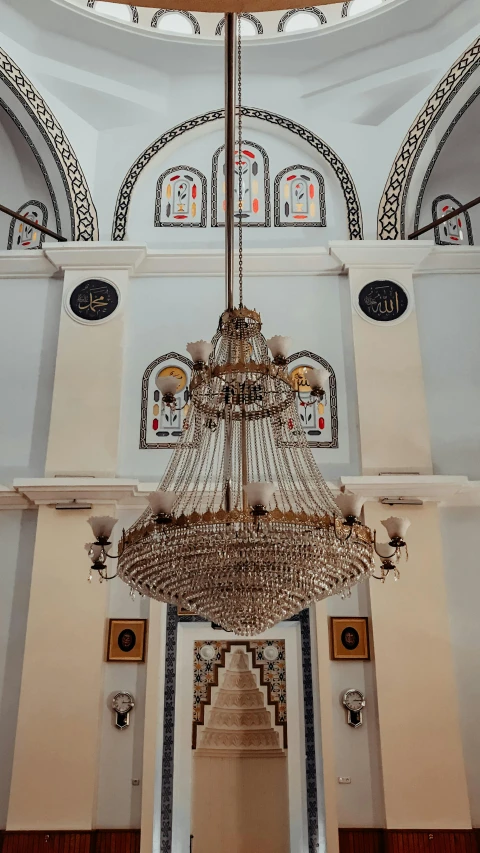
[375,541,397,560]
[266,336,292,359]
[381,516,411,540]
[87,516,117,540]
[335,492,366,519]
[244,482,276,508]
[305,366,329,390]
[186,341,213,363]
[148,490,177,515]
[155,375,181,396]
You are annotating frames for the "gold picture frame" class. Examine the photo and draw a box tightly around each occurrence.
[330,617,370,661]
[106,619,148,662]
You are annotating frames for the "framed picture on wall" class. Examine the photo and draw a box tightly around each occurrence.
[106,619,148,662]
[330,617,370,661]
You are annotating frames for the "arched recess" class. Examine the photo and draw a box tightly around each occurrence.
[277,8,327,32]
[151,9,201,33]
[377,36,480,239]
[215,13,263,34]
[0,46,98,241]
[112,107,363,241]
[412,87,480,241]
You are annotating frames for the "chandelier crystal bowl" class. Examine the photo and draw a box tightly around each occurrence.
[114,305,375,634]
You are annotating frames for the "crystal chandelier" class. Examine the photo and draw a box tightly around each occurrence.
[85,13,410,634]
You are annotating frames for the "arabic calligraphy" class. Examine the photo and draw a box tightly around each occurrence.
[69,279,119,322]
[358,281,408,323]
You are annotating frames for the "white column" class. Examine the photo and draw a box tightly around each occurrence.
[44,244,146,476]
[330,241,433,475]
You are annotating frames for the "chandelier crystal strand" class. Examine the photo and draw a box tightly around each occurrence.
[88,12,416,634]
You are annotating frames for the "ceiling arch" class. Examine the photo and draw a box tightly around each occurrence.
[112,106,363,241]
[0,46,98,241]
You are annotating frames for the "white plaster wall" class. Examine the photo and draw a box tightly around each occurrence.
[0,278,62,482]
[440,507,480,827]
[95,510,148,829]
[118,273,360,482]
[0,112,56,249]
[414,273,480,478]
[0,510,36,828]
[327,584,385,828]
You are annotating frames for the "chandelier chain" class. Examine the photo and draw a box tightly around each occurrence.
[237,16,244,308]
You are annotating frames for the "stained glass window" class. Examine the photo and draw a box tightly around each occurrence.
[7,201,48,250]
[274,166,326,227]
[141,355,193,449]
[212,141,270,227]
[433,195,473,246]
[285,354,338,448]
[155,167,207,227]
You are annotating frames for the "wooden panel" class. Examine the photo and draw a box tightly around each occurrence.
[1,832,140,853]
[92,831,140,853]
[2,833,91,853]
[386,830,477,853]
[339,829,386,853]
[339,829,479,853]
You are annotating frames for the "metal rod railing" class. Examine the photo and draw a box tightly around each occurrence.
[408,195,480,240]
[0,203,67,242]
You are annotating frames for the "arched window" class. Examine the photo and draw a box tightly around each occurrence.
[140,354,193,449]
[215,14,263,36]
[151,9,201,34]
[278,8,327,33]
[348,0,383,17]
[212,141,270,227]
[88,1,138,23]
[274,166,326,226]
[433,195,473,246]
[286,352,338,448]
[7,201,48,250]
[155,167,207,227]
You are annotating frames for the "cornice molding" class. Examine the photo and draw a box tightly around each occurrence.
[329,240,434,270]
[3,243,480,280]
[3,475,480,510]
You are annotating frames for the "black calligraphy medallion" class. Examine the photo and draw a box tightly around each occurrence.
[68,279,119,322]
[358,280,408,323]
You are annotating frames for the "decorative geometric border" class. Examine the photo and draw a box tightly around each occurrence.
[192,638,287,749]
[154,165,207,227]
[139,351,194,449]
[0,98,61,237]
[211,138,271,228]
[151,8,200,33]
[377,36,480,240]
[7,200,48,250]
[0,47,98,241]
[286,350,339,448]
[215,13,263,35]
[274,164,326,226]
[87,0,139,22]
[277,7,327,32]
[413,86,480,241]
[431,194,474,246]
[341,2,349,16]
[160,606,320,853]
[112,107,362,241]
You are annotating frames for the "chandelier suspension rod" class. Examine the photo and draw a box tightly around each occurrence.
[224,11,237,313]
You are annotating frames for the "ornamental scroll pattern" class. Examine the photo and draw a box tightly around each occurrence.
[377,36,480,239]
[112,107,363,241]
[192,639,287,748]
[0,47,98,241]
[152,9,201,32]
